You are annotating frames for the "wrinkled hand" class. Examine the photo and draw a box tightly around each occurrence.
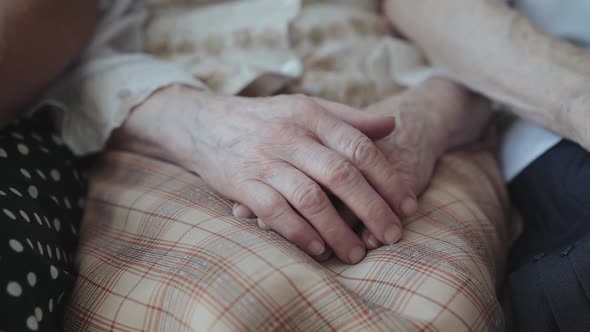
[367,98,442,196]
[236,79,485,252]
[230,78,485,257]
[359,79,491,249]
[239,94,442,251]
[113,86,417,264]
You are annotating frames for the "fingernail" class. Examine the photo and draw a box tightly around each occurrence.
[257,218,271,230]
[233,204,252,218]
[308,241,325,256]
[349,246,365,264]
[401,197,417,216]
[317,248,333,262]
[384,225,401,244]
[367,234,380,249]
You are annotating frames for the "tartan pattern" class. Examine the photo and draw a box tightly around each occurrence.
[65,150,512,331]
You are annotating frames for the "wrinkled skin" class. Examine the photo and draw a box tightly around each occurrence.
[385,0,590,152]
[231,78,492,256]
[113,86,420,264]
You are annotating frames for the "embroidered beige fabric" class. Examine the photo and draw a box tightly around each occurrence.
[144,0,429,107]
[43,0,432,156]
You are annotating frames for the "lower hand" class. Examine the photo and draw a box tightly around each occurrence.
[360,78,492,249]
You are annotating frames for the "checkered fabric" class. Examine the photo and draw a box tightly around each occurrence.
[64,150,513,332]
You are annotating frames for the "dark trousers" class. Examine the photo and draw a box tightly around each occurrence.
[508,140,590,332]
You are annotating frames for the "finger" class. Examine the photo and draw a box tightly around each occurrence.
[257,218,271,230]
[281,138,403,245]
[237,181,326,257]
[263,165,366,264]
[306,110,418,218]
[312,98,396,140]
[361,228,382,250]
[314,247,333,262]
[233,202,256,218]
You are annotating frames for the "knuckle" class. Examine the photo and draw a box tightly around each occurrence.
[326,159,359,187]
[258,122,292,139]
[292,95,321,115]
[383,168,409,190]
[350,136,380,166]
[256,197,286,221]
[378,167,401,189]
[257,122,308,145]
[293,183,328,215]
[270,205,291,221]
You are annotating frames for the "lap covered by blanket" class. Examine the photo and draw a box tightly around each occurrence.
[64,149,513,332]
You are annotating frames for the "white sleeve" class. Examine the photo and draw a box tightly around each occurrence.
[39,0,207,155]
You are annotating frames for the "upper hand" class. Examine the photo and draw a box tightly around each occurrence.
[113,86,417,264]
[228,78,487,255]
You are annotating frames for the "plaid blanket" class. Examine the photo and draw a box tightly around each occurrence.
[65,150,513,331]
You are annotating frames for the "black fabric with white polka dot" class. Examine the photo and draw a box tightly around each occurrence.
[0,110,88,332]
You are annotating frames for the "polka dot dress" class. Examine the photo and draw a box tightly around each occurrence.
[0,110,87,332]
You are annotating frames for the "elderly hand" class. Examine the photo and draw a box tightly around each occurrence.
[113,85,417,264]
[360,78,492,249]
[241,78,492,252]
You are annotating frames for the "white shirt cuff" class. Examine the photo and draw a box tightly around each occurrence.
[39,54,206,155]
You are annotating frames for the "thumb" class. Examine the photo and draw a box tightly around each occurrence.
[312,98,396,140]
